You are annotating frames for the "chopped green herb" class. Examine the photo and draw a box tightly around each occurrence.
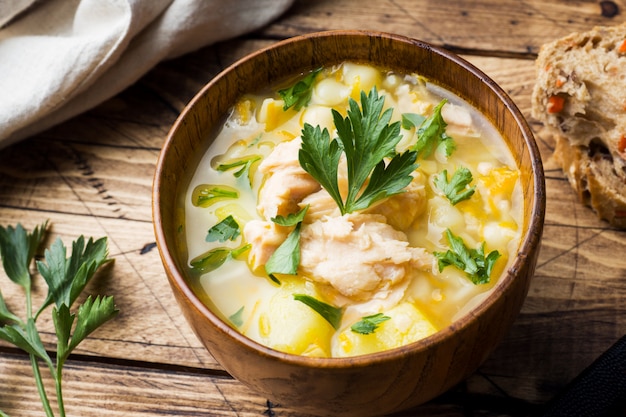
[190,247,230,273]
[229,306,245,328]
[264,224,302,281]
[434,167,476,205]
[215,155,261,186]
[0,221,117,417]
[263,206,309,282]
[271,205,309,227]
[434,229,500,285]
[191,184,238,208]
[293,294,342,330]
[401,112,426,130]
[190,244,250,274]
[206,215,240,243]
[351,313,391,335]
[299,88,418,215]
[278,67,322,111]
[412,99,455,159]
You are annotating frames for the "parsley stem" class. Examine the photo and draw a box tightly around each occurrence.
[55,367,66,417]
[25,270,56,417]
[25,284,32,321]
[30,354,55,417]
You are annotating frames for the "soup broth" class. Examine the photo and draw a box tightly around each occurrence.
[183,62,523,358]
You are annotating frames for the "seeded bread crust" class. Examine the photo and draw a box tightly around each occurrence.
[531,23,626,227]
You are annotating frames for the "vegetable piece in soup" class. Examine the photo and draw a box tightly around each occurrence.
[183,62,523,358]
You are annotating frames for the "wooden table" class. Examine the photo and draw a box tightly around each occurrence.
[1,1,625,415]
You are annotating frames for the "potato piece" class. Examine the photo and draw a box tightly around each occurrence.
[254,278,334,357]
[333,302,437,357]
[342,62,382,99]
[313,78,350,107]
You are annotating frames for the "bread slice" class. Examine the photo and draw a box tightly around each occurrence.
[531,23,626,227]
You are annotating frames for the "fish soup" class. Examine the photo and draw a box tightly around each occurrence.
[182,62,523,358]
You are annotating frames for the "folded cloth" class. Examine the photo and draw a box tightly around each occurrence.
[0,0,293,148]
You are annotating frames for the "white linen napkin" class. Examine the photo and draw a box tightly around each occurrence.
[0,0,293,148]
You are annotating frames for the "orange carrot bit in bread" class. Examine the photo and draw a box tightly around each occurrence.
[547,95,565,113]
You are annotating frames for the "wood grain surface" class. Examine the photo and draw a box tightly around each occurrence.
[1,1,625,416]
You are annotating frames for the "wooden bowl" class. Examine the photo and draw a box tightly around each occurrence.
[153,30,545,417]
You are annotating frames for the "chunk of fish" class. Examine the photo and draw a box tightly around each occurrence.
[256,137,320,219]
[243,219,290,271]
[365,172,427,230]
[299,213,433,300]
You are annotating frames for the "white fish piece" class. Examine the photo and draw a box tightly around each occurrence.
[299,213,433,300]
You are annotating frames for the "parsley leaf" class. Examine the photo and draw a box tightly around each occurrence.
[206,215,240,243]
[434,229,501,285]
[401,113,426,130]
[434,167,476,205]
[351,313,391,334]
[0,221,47,290]
[412,99,455,159]
[299,124,343,210]
[264,224,302,281]
[278,67,322,111]
[264,206,309,282]
[299,88,418,215]
[293,294,343,330]
[271,205,309,227]
[190,244,250,274]
[36,235,110,317]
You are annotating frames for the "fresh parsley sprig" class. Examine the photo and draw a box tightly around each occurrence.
[0,221,118,417]
[434,228,500,285]
[405,99,456,159]
[299,88,419,215]
[434,167,476,205]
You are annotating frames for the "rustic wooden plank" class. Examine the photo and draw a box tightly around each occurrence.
[0,353,296,417]
[262,0,626,55]
[0,351,548,417]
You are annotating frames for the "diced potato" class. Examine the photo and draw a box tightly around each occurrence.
[483,221,517,253]
[253,278,334,357]
[428,195,465,231]
[342,62,382,98]
[314,78,350,107]
[333,302,438,357]
[301,105,335,133]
